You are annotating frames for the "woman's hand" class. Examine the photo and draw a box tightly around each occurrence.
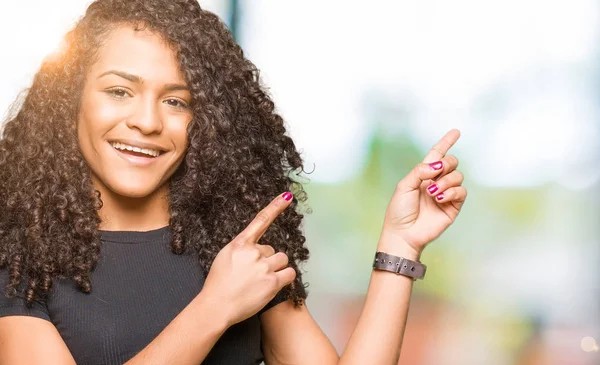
[200,193,296,328]
[380,129,467,257]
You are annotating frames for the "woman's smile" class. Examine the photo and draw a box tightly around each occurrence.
[109,140,167,167]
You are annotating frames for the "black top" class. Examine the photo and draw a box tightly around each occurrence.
[0,226,287,365]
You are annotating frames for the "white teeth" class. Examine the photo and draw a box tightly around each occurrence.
[111,142,161,157]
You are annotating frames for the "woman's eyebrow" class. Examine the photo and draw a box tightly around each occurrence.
[164,84,189,92]
[99,70,142,83]
[98,70,188,91]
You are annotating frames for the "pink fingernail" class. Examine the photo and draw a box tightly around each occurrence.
[282,192,293,201]
[436,193,444,201]
[427,184,438,194]
[429,161,443,170]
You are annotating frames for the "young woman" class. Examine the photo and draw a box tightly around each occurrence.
[0,0,467,364]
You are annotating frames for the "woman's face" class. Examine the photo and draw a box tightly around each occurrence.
[78,25,193,199]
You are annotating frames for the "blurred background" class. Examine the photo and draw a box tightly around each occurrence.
[1,1,599,364]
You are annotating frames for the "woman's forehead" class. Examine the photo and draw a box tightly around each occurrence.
[89,25,186,86]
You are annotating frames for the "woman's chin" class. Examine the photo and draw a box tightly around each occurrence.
[90,171,169,201]
[103,181,166,200]
[116,188,157,199]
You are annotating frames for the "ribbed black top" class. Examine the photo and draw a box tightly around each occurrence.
[0,226,284,365]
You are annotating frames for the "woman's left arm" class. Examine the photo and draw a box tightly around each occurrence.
[262,129,466,365]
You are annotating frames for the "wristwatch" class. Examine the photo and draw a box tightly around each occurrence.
[372,251,427,280]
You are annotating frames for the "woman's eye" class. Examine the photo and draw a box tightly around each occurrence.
[164,98,189,110]
[106,88,131,99]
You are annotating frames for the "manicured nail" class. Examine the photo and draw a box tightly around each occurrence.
[436,193,444,201]
[427,184,438,194]
[282,192,293,201]
[429,161,443,170]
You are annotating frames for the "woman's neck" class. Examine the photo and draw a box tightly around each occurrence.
[93,177,171,232]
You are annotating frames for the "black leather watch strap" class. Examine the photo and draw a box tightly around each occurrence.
[372,251,427,280]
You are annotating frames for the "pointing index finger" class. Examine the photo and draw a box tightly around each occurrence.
[422,129,461,163]
[237,192,293,244]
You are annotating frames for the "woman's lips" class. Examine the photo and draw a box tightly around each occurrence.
[110,143,163,167]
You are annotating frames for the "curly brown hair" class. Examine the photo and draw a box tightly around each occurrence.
[0,0,309,306]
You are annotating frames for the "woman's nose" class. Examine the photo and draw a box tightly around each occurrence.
[125,98,163,135]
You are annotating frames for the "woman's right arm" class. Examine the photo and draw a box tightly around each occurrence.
[0,292,228,365]
[0,193,295,365]
[0,291,228,365]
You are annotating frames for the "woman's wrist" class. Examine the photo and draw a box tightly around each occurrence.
[377,230,423,262]
[192,290,232,333]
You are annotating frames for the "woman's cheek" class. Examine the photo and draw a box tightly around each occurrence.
[81,93,126,129]
[164,111,192,150]
[94,95,131,124]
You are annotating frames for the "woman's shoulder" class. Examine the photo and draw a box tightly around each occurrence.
[0,268,51,322]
